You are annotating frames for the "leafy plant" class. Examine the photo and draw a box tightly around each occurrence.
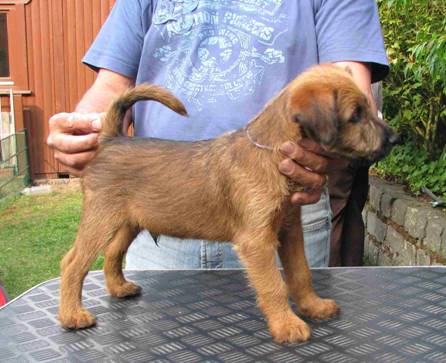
[374,142,446,198]
[378,0,446,156]
[374,0,446,197]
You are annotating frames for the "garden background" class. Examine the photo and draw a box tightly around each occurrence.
[0,0,445,299]
[374,0,446,198]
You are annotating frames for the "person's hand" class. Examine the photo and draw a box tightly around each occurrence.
[279,139,349,205]
[47,112,105,176]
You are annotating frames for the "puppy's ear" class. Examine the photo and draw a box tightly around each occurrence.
[290,88,338,146]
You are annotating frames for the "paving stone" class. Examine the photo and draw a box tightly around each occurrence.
[21,185,52,196]
[377,250,393,266]
[424,214,446,254]
[391,198,410,226]
[367,212,387,243]
[404,204,431,240]
[367,177,446,266]
[376,218,387,243]
[398,241,417,266]
[365,237,380,266]
[380,192,394,218]
[386,225,404,255]
[416,249,432,266]
[380,191,407,221]
[362,208,368,228]
[369,183,383,211]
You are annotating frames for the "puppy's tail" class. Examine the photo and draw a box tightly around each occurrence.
[100,84,187,142]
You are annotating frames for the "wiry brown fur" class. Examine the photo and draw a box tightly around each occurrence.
[58,64,396,343]
[100,84,188,142]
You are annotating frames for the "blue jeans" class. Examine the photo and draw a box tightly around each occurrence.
[126,188,331,269]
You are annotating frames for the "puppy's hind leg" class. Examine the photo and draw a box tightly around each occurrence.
[278,217,339,321]
[60,245,76,272]
[104,223,141,298]
[59,209,122,329]
[234,229,311,343]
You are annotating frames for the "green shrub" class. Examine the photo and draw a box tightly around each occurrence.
[374,143,446,198]
[376,0,446,197]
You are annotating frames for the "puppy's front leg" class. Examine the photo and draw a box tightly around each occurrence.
[278,216,340,320]
[234,229,311,343]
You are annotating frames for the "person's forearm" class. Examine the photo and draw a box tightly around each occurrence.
[332,61,377,116]
[47,69,135,175]
[75,69,135,113]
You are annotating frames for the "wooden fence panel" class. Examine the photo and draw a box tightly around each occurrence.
[20,0,116,178]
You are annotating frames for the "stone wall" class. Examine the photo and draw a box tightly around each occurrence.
[364,176,446,266]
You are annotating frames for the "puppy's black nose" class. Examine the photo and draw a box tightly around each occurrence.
[388,131,401,145]
[384,126,401,146]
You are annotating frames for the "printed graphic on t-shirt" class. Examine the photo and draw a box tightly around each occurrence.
[152,0,287,110]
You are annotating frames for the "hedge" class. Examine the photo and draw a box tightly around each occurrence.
[375,0,446,198]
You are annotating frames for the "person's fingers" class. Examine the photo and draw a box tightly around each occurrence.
[47,112,105,175]
[49,112,102,134]
[290,189,323,205]
[47,132,99,154]
[298,139,351,172]
[279,158,327,190]
[54,149,97,173]
[280,141,329,174]
[297,139,325,154]
[91,113,105,132]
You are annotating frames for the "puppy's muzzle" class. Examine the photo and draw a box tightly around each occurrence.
[370,125,400,162]
[386,128,401,146]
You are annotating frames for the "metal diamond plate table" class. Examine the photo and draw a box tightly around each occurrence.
[1,267,446,362]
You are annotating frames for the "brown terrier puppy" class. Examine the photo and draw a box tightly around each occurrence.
[59,64,397,343]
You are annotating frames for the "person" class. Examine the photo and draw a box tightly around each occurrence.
[47,0,388,269]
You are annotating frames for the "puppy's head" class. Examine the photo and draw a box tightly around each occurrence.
[287,64,399,162]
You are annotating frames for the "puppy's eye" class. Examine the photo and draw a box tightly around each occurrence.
[349,106,363,124]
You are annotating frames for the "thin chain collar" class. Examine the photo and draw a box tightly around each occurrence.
[245,126,274,151]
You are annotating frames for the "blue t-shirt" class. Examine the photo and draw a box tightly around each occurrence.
[83,0,388,141]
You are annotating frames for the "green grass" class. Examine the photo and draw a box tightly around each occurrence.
[0,192,104,299]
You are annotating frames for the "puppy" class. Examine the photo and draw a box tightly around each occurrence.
[58,64,397,343]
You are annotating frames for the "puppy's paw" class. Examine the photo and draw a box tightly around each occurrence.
[59,308,96,329]
[269,313,311,343]
[299,298,340,321]
[109,282,142,298]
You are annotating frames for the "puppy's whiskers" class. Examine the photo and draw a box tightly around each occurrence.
[245,126,274,151]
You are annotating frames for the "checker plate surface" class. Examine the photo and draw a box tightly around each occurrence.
[1,268,446,362]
